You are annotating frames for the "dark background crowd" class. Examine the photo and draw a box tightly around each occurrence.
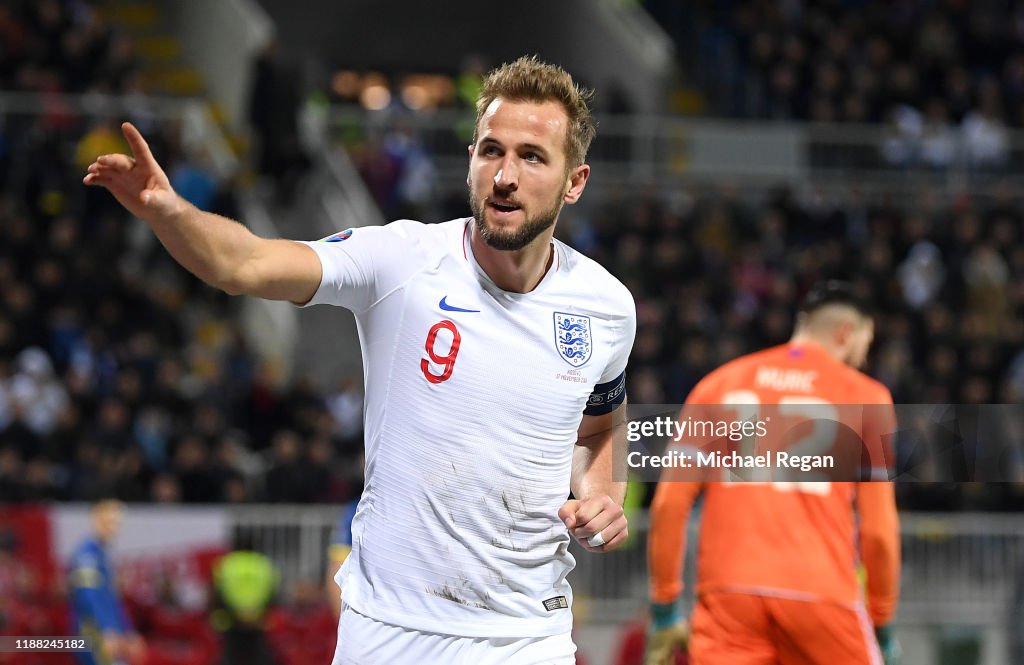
[649,0,1024,125]
[0,0,1022,513]
[0,0,364,506]
[647,0,1024,169]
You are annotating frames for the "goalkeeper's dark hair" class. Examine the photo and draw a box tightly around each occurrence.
[798,281,873,320]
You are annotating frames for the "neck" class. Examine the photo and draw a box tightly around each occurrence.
[469,224,554,293]
[789,333,838,358]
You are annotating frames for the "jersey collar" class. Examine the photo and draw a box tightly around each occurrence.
[461,218,561,296]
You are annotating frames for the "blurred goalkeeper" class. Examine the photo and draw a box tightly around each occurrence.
[84,55,635,664]
[646,282,901,665]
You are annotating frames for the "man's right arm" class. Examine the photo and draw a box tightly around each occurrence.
[855,481,900,625]
[84,122,322,304]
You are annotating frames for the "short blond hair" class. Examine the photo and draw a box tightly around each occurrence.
[474,55,596,168]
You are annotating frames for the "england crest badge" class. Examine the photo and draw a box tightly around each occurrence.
[553,312,592,367]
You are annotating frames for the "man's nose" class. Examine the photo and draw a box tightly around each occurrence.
[494,157,519,191]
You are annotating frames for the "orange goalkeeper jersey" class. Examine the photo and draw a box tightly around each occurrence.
[648,341,900,625]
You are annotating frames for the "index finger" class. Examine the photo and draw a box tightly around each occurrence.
[121,122,157,167]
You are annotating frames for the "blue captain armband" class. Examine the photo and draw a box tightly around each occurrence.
[583,371,626,415]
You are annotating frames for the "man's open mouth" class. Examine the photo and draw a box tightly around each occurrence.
[488,199,521,213]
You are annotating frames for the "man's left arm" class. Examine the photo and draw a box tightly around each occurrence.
[559,402,629,552]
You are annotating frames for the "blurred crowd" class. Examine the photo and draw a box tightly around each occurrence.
[650,0,1024,169]
[0,0,365,505]
[580,183,1023,407]
[0,0,140,95]
[0,112,366,504]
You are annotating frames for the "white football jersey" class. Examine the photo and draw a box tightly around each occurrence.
[301,218,636,638]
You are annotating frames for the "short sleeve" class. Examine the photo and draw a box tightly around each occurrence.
[299,221,425,313]
[599,288,637,384]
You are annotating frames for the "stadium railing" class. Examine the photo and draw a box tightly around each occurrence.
[227,505,1024,629]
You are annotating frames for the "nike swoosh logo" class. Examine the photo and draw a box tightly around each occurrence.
[439,296,480,313]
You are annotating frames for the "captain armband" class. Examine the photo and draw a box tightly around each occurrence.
[583,371,626,416]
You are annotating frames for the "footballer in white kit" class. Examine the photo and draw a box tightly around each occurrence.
[304,217,635,650]
[81,53,635,665]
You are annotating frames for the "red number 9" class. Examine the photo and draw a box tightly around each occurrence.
[421,320,461,384]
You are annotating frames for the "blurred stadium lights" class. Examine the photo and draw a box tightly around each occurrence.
[331,70,458,111]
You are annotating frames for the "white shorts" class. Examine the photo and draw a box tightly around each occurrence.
[332,603,577,665]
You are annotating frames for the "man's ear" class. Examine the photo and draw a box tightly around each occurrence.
[833,319,855,348]
[563,164,591,205]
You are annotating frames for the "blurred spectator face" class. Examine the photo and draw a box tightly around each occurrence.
[35,0,62,27]
[629,369,664,403]
[716,335,746,364]
[99,399,129,432]
[156,358,183,390]
[889,64,920,100]
[92,500,123,542]
[811,97,837,123]
[961,376,992,404]
[825,28,851,61]
[866,37,892,68]
[928,346,958,380]
[49,216,78,250]
[194,404,223,437]
[750,31,775,68]
[24,458,52,493]
[850,65,878,98]
[116,368,142,404]
[0,447,21,477]
[291,579,321,607]
[781,35,806,66]
[151,473,181,503]
[813,61,842,97]
[632,329,662,364]
[271,431,301,463]
[616,235,645,263]
[215,436,241,469]
[34,258,64,289]
[770,64,797,97]
[760,306,791,345]
[682,338,711,370]
[175,436,208,471]
[991,217,1017,251]
[842,95,868,123]
[945,66,971,98]
[923,304,954,337]
[308,437,333,466]
[223,476,247,503]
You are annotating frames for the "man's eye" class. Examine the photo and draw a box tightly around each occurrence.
[483,145,500,156]
[524,153,541,162]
